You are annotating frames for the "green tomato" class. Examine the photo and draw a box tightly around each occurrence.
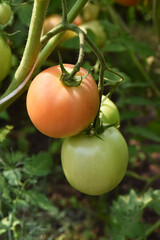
[0,35,12,81]
[61,127,128,195]
[0,3,12,25]
[100,96,120,127]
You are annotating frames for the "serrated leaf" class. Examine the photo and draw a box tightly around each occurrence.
[24,152,53,177]
[106,190,145,239]
[3,169,21,186]
[24,190,59,215]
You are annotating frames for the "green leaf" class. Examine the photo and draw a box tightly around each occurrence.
[0,217,20,235]
[125,97,152,106]
[127,126,160,142]
[0,218,8,235]
[24,152,53,177]
[122,82,149,88]
[3,169,21,186]
[120,110,139,121]
[24,190,59,215]
[104,41,126,52]
[49,139,63,154]
[145,189,160,215]
[0,125,13,142]
[143,144,160,154]
[17,3,33,27]
[0,110,10,121]
[106,190,145,240]
[0,174,10,200]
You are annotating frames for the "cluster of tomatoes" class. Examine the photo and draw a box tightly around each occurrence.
[0,1,129,196]
[0,2,12,82]
[26,63,128,196]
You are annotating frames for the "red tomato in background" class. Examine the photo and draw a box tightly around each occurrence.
[43,14,82,41]
[26,64,99,138]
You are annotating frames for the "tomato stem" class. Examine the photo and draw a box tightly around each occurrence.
[34,0,89,72]
[61,0,68,23]
[0,0,50,112]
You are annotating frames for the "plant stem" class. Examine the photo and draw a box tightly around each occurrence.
[0,0,50,112]
[136,220,160,240]
[152,0,160,42]
[61,0,68,23]
[35,0,88,72]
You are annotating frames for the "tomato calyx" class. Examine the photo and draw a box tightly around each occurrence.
[59,52,91,87]
[83,120,117,138]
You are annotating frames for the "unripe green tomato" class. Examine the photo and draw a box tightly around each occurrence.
[61,127,128,195]
[0,35,12,81]
[0,3,12,25]
[100,96,120,127]
[79,20,106,48]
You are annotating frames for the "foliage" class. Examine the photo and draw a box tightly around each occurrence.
[0,0,160,239]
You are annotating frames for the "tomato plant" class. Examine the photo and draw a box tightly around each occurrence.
[61,126,128,195]
[26,64,99,138]
[0,35,12,82]
[115,0,137,6]
[100,96,120,127]
[0,2,12,25]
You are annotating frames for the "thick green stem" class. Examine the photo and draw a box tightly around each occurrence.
[35,0,88,71]
[0,0,50,112]
[136,220,160,240]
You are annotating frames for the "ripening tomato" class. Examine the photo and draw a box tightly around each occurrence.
[0,35,12,81]
[26,64,99,138]
[115,0,137,6]
[100,96,120,127]
[0,3,12,25]
[61,127,128,195]
[43,14,82,41]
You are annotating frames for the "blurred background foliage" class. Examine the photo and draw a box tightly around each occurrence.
[0,0,160,239]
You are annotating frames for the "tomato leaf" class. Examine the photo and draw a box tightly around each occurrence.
[3,169,21,186]
[127,126,160,143]
[24,190,59,215]
[0,174,10,200]
[24,152,53,177]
